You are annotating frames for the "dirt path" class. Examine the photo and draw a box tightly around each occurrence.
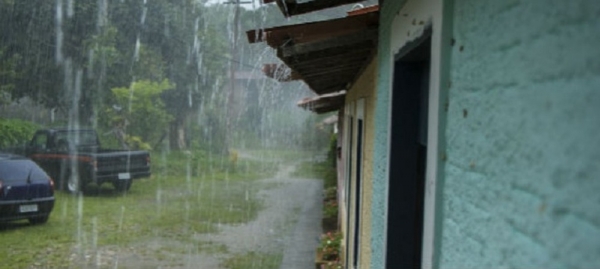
[197,163,323,268]
[108,160,322,269]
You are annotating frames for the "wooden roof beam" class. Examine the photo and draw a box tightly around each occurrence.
[246,11,378,47]
[280,29,377,58]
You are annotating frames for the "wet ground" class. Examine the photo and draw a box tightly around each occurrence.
[92,160,323,268]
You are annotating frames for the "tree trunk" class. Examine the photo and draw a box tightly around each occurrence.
[169,112,189,150]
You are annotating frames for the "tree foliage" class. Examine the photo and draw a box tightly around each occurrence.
[104,79,174,148]
[0,117,38,148]
[0,0,347,152]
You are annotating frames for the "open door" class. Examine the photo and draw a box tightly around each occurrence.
[386,32,431,269]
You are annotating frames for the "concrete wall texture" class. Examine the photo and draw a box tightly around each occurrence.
[439,0,600,268]
[370,1,407,269]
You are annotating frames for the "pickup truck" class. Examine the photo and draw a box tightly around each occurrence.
[22,128,151,193]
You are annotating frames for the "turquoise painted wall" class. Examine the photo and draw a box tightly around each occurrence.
[439,0,600,268]
[370,1,406,269]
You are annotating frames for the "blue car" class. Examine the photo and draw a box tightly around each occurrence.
[0,153,55,224]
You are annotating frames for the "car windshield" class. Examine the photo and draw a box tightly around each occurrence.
[0,160,48,183]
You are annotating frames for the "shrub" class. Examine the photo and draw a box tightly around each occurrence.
[318,231,342,261]
[102,79,174,149]
[0,118,38,148]
[324,186,337,201]
[323,200,338,219]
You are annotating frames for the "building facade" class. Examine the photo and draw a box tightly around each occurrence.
[248,0,600,268]
[372,0,600,268]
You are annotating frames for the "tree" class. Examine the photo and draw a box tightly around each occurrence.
[104,79,174,149]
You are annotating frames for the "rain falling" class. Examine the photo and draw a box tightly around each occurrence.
[0,0,363,268]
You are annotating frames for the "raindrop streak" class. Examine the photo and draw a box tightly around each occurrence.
[55,0,63,63]
[87,49,95,79]
[92,217,99,267]
[141,6,147,25]
[134,36,140,62]
[76,194,84,256]
[67,0,74,17]
[118,206,126,232]
[97,0,108,29]
[156,188,162,216]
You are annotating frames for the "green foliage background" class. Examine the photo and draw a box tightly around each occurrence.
[0,0,350,153]
[0,118,38,148]
[102,79,174,149]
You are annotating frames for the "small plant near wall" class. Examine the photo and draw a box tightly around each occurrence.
[321,261,343,269]
[323,200,338,219]
[322,186,339,232]
[323,186,337,202]
[316,231,343,269]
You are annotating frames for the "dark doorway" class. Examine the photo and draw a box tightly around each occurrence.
[353,117,364,267]
[345,116,353,268]
[386,33,431,269]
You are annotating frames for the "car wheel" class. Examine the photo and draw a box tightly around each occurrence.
[29,215,49,225]
[113,179,132,192]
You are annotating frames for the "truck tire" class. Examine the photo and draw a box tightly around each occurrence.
[113,179,132,192]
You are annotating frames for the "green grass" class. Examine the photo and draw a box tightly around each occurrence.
[223,251,283,269]
[291,157,336,188]
[238,148,316,162]
[0,149,280,268]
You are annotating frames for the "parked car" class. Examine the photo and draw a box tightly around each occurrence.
[0,153,55,224]
[24,128,151,193]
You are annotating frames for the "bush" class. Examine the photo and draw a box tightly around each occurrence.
[318,231,342,261]
[0,118,38,148]
[102,79,174,149]
[323,200,338,219]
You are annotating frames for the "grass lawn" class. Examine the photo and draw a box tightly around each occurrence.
[0,150,282,268]
[223,251,283,269]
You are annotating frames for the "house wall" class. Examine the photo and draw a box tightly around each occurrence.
[343,58,378,268]
[439,0,600,268]
[370,1,407,268]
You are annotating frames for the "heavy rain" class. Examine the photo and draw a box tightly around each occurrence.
[0,0,369,268]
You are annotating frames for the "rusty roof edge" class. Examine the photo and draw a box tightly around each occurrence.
[274,0,369,17]
[246,29,266,44]
[245,10,378,46]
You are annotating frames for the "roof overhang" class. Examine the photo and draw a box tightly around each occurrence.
[261,64,302,81]
[247,7,378,95]
[321,114,338,125]
[263,0,368,17]
[297,91,346,114]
